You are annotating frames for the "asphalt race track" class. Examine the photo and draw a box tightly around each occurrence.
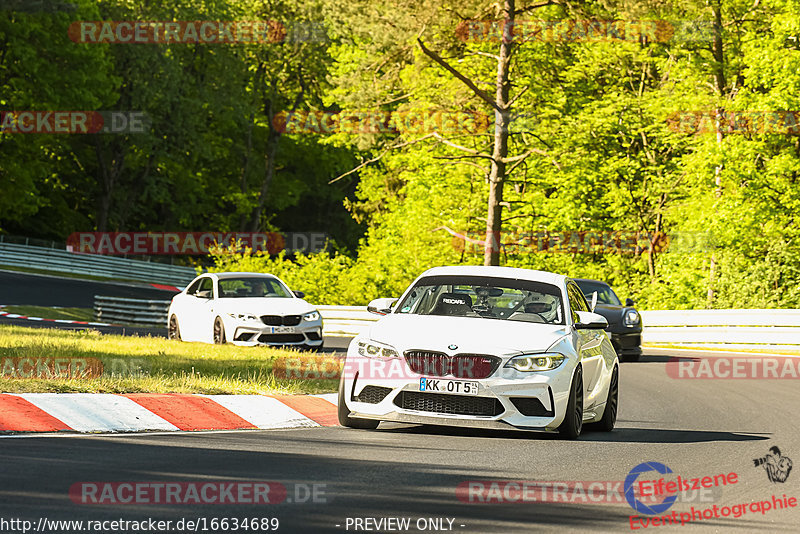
[1,348,798,533]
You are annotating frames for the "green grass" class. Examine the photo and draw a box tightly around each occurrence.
[3,305,94,322]
[0,325,339,395]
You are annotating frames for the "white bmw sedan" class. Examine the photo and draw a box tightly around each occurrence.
[338,266,619,439]
[167,272,323,349]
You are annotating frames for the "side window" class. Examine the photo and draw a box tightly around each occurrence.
[185,279,202,295]
[566,283,588,322]
[573,284,591,312]
[198,277,214,296]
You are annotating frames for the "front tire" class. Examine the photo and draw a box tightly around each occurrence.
[558,365,584,439]
[588,365,618,432]
[168,315,181,341]
[337,374,379,429]
[213,317,226,344]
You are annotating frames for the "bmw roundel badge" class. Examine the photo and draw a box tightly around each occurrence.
[448,344,458,350]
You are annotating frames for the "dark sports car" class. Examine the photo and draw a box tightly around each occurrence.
[574,278,642,361]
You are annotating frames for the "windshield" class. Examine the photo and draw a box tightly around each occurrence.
[395,275,565,325]
[575,280,621,306]
[218,277,293,298]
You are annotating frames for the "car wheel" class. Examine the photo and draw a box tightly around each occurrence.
[337,374,379,429]
[558,365,583,439]
[588,365,618,432]
[168,315,181,341]
[623,353,641,362]
[213,317,226,344]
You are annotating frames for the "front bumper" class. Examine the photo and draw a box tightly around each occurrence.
[228,320,323,347]
[610,331,641,355]
[342,356,579,432]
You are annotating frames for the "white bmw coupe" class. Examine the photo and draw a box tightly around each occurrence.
[167,272,323,349]
[338,266,619,439]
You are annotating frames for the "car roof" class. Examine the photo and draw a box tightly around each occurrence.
[418,265,566,286]
[205,272,279,280]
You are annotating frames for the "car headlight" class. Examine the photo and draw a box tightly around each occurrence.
[357,340,400,359]
[504,353,565,372]
[624,310,640,326]
[303,311,320,322]
[227,313,259,323]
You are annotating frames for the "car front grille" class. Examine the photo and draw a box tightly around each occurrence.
[354,386,393,404]
[260,315,302,326]
[404,351,501,379]
[257,333,305,343]
[393,391,503,416]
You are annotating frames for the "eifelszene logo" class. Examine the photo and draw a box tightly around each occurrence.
[625,462,678,515]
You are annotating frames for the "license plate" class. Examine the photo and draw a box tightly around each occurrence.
[270,326,296,333]
[419,377,479,395]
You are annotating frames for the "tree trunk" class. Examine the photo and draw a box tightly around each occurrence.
[248,129,280,232]
[239,112,255,232]
[707,0,726,307]
[484,0,514,266]
[94,137,125,232]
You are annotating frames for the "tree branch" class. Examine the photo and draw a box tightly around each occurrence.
[328,134,435,184]
[417,38,502,112]
[432,132,494,159]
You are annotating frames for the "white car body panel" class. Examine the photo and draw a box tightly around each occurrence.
[340,265,618,433]
[167,272,323,347]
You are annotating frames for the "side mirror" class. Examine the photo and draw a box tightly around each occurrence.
[625,297,635,307]
[195,290,212,299]
[575,310,608,330]
[367,297,397,316]
[293,290,306,299]
[590,291,598,312]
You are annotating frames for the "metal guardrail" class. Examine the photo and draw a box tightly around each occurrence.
[89,297,800,350]
[640,309,800,350]
[316,305,378,337]
[0,242,198,287]
[94,296,171,326]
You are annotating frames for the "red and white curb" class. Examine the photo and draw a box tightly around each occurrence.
[0,392,338,434]
[0,305,114,327]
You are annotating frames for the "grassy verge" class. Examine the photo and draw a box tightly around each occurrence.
[0,325,339,394]
[2,305,94,322]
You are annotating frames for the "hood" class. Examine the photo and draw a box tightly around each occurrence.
[592,304,627,323]
[366,314,570,355]
[215,297,316,316]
